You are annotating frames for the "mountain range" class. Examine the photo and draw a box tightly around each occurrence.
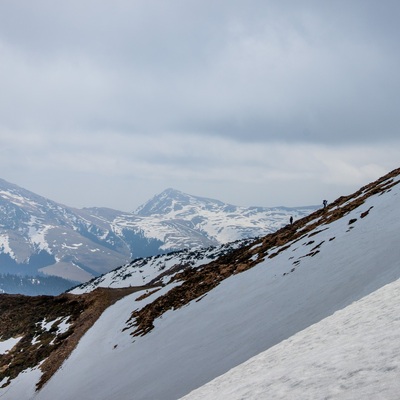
[0,178,316,290]
[0,167,399,399]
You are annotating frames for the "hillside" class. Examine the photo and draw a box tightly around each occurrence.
[0,179,316,289]
[0,168,399,399]
[182,277,400,399]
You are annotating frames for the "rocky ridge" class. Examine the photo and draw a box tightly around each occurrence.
[125,168,400,337]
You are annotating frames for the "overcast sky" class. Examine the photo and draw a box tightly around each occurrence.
[1,0,399,211]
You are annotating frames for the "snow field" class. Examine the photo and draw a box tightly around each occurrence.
[181,278,400,400]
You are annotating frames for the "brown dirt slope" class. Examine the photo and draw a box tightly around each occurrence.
[0,286,145,390]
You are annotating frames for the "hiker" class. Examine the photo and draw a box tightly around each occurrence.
[290,216,293,225]
[323,199,328,208]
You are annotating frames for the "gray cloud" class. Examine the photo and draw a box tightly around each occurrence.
[1,1,399,140]
[0,1,399,209]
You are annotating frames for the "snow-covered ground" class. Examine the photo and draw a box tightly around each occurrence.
[27,177,400,400]
[0,366,42,400]
[70,239,252,293]
[182,278,400,400]
[0,336,22,354]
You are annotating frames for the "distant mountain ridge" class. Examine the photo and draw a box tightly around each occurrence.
[130,187,317,244]
[0,179,317,289]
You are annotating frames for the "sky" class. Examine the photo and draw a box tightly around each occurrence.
[1,0,399,211]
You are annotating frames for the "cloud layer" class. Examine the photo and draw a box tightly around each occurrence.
[0,1,399,209]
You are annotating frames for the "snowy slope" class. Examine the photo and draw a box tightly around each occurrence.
[182,278,400,400]
[24,169,400,400]
[70,239,253,294]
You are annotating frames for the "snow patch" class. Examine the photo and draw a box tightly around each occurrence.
[0,337,22,355]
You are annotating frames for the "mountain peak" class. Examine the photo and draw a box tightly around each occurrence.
[161,187,183,196]
[134,188,226,217]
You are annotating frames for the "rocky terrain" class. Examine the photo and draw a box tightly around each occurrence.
[0,286,146,390]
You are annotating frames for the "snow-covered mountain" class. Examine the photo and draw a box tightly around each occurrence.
[0,178,316,286]
[133,188,316,245]
[0,167,399,399]
[0,178,131,284]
